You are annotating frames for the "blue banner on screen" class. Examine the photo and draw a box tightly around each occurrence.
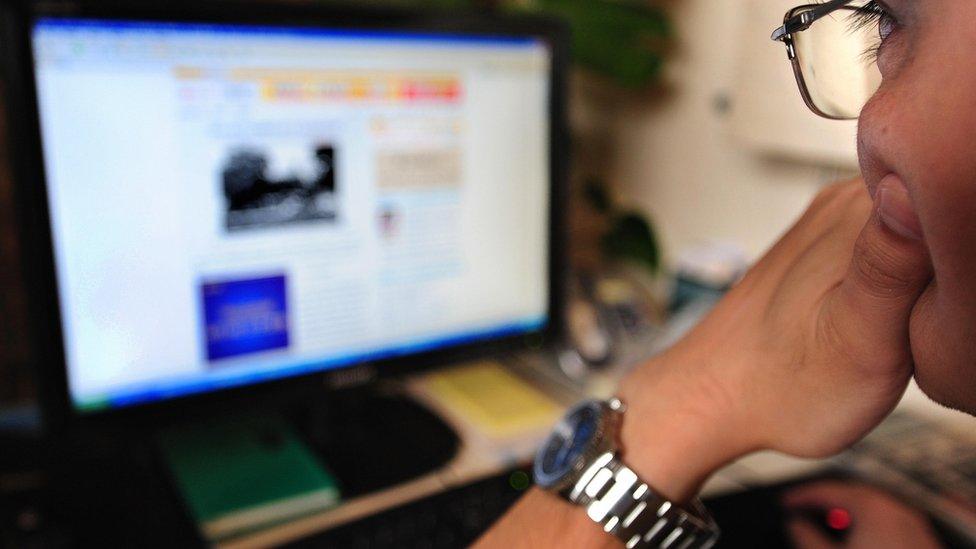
[202,275,290,362]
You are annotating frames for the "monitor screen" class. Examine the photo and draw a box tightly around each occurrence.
[29,17,551,412]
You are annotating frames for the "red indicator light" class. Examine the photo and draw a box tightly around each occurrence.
[826,508,852,531]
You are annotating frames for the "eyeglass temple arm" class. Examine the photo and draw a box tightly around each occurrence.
[770,0,853,41]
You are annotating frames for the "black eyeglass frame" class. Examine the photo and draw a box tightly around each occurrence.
[771,0,863,120]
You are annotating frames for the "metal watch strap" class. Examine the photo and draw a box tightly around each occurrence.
[567,451,719,549]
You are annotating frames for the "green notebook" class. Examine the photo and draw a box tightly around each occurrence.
[157,414,340,541]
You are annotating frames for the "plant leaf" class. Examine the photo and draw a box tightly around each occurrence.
[601,212,661,273]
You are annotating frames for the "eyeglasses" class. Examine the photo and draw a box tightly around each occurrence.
[771,0,885,120]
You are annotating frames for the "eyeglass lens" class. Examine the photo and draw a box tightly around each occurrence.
[791,6,883,119]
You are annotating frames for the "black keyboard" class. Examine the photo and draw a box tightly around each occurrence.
[835,411,976,543]
[285,469,531,549]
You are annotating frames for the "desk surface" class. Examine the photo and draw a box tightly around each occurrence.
[2,341,970,548]
[220,335,976,549]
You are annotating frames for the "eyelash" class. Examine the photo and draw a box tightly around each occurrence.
[849,0,898,61]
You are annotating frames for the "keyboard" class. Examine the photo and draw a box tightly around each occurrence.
[835,411,976,543]
[285,469,531,548]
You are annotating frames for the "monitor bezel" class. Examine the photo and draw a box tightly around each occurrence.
[1,0,568,433]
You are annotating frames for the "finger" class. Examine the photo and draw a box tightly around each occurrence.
[787,519,840,549]
[823,175,933,369]
[745,180,864,288]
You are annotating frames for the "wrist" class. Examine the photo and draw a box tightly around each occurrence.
[615,351,758,502]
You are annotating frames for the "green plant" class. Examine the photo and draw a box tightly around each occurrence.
[528,0,671,88]
[365,0,673,89]
[584,177,661,274]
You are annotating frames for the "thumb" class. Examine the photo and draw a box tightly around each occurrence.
[826,176,932,361]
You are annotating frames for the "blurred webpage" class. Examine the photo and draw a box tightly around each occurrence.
[31,20,551,410]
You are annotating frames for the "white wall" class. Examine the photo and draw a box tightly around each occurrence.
[577,0,860,263]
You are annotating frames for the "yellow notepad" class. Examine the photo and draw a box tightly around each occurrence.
[424,361,562,439]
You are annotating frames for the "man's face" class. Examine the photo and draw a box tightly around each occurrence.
[858,0,976,412]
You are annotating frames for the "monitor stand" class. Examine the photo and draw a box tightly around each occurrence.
[289,386,460,498]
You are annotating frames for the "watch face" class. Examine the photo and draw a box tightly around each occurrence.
[534,401,602,489]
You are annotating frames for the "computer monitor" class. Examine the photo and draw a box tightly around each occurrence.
[2,2,567,425]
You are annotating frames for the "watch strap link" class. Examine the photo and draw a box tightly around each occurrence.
[568,452,719,549]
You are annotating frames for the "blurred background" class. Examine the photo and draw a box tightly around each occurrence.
[2,1,975,549]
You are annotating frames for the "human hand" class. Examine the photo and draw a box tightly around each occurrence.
[616,179,932,500]
[783,481,943,549]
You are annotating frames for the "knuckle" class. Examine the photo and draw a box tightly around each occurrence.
[811,182,845,207]
[821,178,862,200]
[832,181,869,212]
[810,179,867,217]
[850,236,915,296]
[819,296,911,382]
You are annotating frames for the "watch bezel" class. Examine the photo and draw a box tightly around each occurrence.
[533,399,623,493]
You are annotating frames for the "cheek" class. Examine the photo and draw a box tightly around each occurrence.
[859,31,976,412]
[860,42,976,285]
[901,12,976,289]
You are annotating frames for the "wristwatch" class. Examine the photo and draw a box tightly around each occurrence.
[533,398,720,549]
